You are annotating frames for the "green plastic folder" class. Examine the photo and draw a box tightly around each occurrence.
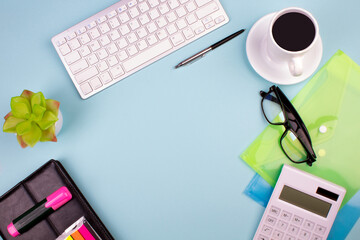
[241,50,360,207]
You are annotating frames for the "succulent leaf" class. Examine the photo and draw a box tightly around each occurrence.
[30,92,46,109]
[4,112,13,120]
[10,96,31,119]
[17,135,28,148]
[45,99,60,116]
[40,125,57,142]
[32,104,46,121]
[21,123,42,147]
[36,111,58,130]
[16,120,33,136]
[20,90,35,101]
[3,116,26,133]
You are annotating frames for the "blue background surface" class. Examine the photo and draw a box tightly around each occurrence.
[1,0,360,239]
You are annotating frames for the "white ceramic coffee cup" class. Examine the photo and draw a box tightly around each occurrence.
[266,7,320,77]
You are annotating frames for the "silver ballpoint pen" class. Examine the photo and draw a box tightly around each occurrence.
[175,29,245,69]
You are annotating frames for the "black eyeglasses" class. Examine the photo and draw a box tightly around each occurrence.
[260,85,316,166]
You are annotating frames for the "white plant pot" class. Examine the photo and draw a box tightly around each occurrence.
[55,109,63,136]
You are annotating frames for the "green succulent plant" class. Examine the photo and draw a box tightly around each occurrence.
[3,90,60,148]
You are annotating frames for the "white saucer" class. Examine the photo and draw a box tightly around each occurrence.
[246,13,323,85]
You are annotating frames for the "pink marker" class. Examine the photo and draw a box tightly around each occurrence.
[7,186,72,237]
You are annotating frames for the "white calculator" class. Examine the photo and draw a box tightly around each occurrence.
[253,164,346,240]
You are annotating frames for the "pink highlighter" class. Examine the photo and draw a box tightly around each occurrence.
[7,186,72,237]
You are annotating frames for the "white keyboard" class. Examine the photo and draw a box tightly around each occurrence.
[52,0,229,99]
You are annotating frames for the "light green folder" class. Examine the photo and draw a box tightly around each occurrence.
[241,50,360,207]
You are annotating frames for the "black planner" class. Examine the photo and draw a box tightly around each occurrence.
[0,160,114,240]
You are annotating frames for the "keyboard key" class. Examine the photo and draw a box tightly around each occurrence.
[97,61,109,72]
[265,216,276,226]
[118,5,128,13]
[156,29,168,40]
[148,0,160,7]
[123,39,172,71]
[272,230,284,240]
[97,49,108,60]
[166,24,177,35]
[159,4,170,14]
[119,12,130,23]
[97,16,107,24]
[89,28,101,39]
[99,22,111,33]
[291,215,303,226]
[127,0,138,7]
[109,29,121,40]
[68,39,81,50]
[185,1,197,12]
[146,22,158,33]
[126,32,138,43]
[65,51,81,65]
[136,27,148,38]
[99,35,111,46]
[129,19,141,30]
[303,220,315,231]
[107,10,117,18]
[107,55,119,67]
[269,206,280,216]
[59,44,71,55]
[277,220,288,231]
[86,21,97,29]
[284,235,296,240]
[106,43,119,54]
[89,40,101,51]
[155,17,167,28]
[176,6,187,17]
[116,38,128,49]
[299,229,311,240]
[75,66,98,84]
[109,17,120,28]
[280,211,292,221]
[127,45,138,56]
[70,59,88,74]
[196,2,218,19]
[119,25,131,35]
[100,72,112,84]
[183,27,195,39]
[149,8,160,19]
[214,15,225,24]
[80,82,92,95]
[90,77,103,89]
[168,0,180,9]
[117,50,129,61]
[87,54,99,65]
[261,225,272,236]
[166,12,177,22]
[287,225,299,235]
[314,225,326,235]
[129,7,140,18]
[66,32,77,41]
[170,33,185,46]
[186,13,197,24]
[139,14,150,24]
[146,35,158,45]
[110,65,125,78]
[56,37,67,47]
[136,39,148,50]
[257,235,269,240]
[79,46,91,57]
[195,0,211,7]
[139,2,150,13]
[176,19,187,29]
[79,33,91,44]
[311,234,322,240]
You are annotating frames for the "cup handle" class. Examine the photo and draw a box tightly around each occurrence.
[288,57,303,76]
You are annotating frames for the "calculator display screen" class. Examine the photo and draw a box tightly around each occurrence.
[279,185,331,218]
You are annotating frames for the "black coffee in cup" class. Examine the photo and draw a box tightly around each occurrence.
[272,12,316,52]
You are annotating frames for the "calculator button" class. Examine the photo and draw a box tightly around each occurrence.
[272,230,284,240]
[262,225,273,235]
[269,206,281,216]
[277,220,288,231]
[284,235,296,240]
[288,225,299,235]
[311,234,322,240]
[280,211,292,221]
[291,215,303,226]
[257,235,269,240]
[314,225,326,235]
[265,216,277,226]
[303,220,315,231]
[299,229,311,240]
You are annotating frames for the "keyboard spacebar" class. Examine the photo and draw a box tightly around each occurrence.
[123,40,173,72]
